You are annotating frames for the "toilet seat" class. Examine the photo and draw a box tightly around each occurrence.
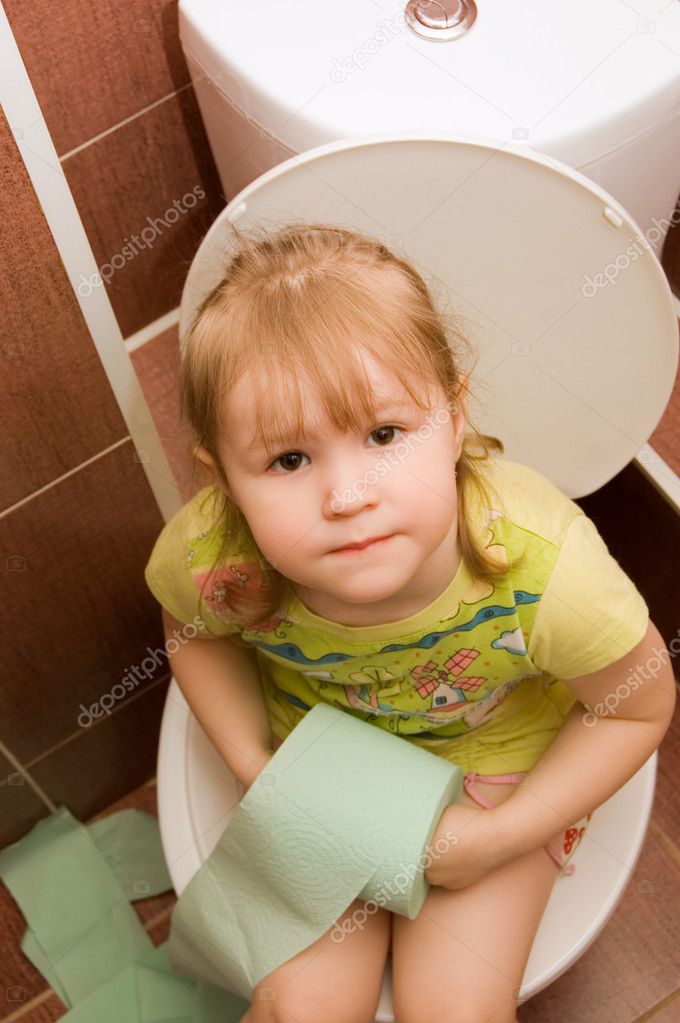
[161,131,673,1014]
[179,131,678,498]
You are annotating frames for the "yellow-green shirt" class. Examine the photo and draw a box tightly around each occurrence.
[144,458,649,775]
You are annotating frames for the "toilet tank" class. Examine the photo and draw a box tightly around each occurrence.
[178,0,680,250]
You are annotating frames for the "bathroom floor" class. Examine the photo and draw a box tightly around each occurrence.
[1,320,679,1023]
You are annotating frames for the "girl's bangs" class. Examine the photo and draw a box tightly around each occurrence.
[223,271,445,458]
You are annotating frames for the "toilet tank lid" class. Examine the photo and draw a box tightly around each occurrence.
[178,0,680,165]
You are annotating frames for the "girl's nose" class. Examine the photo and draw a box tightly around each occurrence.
[320,457,380,519]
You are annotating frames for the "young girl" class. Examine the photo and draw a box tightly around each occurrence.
[145,222,675,1023]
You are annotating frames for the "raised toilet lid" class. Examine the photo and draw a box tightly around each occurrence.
[179,130,678,499]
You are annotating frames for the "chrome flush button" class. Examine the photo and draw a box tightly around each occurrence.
[405,0,477,41]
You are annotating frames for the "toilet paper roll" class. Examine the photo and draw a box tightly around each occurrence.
[168,703,464,999]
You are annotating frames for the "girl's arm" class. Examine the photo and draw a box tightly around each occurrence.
[487,617,676,865]
[162,609,274,791]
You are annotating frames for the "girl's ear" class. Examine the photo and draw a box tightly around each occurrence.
[453,373,469,453]
[194,446,237,504]
[194,445,217,480]
[194,446,228,491]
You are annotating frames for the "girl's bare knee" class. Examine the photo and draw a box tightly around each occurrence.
[397,996,519,1023]
[249,898,391,1023]
[250,984,381,1023]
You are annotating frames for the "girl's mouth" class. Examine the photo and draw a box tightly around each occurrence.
[331,534,395,555]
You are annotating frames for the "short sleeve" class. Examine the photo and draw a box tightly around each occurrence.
[528,512,649,679]
[144,500,243,639]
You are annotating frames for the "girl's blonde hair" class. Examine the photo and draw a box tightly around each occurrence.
[181,221,524,629]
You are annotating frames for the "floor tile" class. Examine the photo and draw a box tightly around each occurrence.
[0,779,178,1022]
[518,830,680,1022]
[652,695,680,855]
[129,324,205,503]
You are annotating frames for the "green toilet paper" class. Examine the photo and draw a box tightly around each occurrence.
[0,806,155,1006]
[0,806,251,1022]
[168,702,464,999]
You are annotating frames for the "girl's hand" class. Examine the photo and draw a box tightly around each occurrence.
[423,802,504,890]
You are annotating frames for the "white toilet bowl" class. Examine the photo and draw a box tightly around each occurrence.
[157,133,677,1016]
[158,679,657,1017]
[178,0,680,251]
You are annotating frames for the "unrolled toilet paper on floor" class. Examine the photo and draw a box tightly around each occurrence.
[0,702,465,1018]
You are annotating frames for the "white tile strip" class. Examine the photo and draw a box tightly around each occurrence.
[641,293,680,512]
[635,443,680,516]
[0,7,183,523]
[125,307,180,353]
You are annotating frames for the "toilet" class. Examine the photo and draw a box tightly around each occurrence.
[158,2,680,1015]
[177,0,680,251]
[157,131,677,1018]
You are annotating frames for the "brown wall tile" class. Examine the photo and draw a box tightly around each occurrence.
[576,461,680,649]
[649,346,680,479]
[3,0,190,156]
[1,2,208,852]
[62,86,224,338]
[0,440,166,765]
[0,107,128,509]
[30,675,169,823]
[653,698,680,851]
[519,833,680,1021]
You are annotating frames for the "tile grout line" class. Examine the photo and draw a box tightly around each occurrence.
[141,904,175,934]
[0,739,56,813]
[0,673,172,781]
[0,437,132,520]
[648,818,680,871]
[1,988,53,1023]
[630,985,680,1022]
[59,83,193,162]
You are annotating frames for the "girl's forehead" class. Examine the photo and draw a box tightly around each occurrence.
[228,346,428,408]
[221,345,443,452]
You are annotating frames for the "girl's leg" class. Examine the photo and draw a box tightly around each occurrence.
[242,895,391,1023]
[391,778,564,1023]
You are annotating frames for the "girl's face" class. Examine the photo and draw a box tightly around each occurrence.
[202,349,468,627]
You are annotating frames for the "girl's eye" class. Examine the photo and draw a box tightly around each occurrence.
[368,425,403,446]
[267,425,404,474]
[269,451,310,473]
